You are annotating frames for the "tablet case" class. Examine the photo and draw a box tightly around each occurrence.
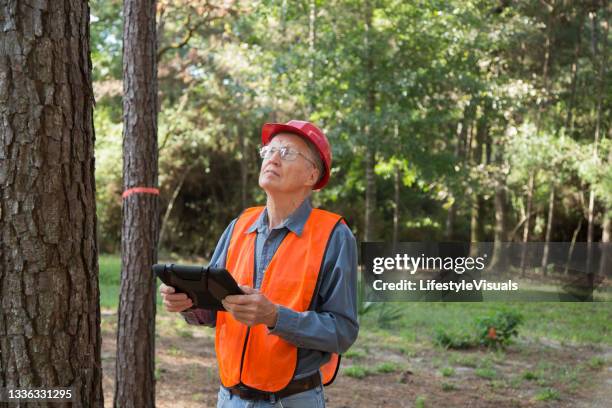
[152,263,244,311]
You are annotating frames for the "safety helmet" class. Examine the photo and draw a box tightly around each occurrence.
[261,120,332,190]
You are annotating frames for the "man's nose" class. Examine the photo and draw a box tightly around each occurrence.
[267,149,282,164]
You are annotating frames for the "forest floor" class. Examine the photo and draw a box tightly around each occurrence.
[100,308,612,408]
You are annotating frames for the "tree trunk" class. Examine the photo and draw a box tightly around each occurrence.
[536,2,554,132]
[393,163,401,244]
[520,172,536,276]
[447,102,473,240]
[363,0,376,242]
[541,186,555,275]
[490,135,508,270]
[586,9,608,275]
[115,0,159,407]
[470,102,489,253]
[564,13,582,132]
[601,141,612,277]
[0,1,103,406]
[601,213,611,276]
[565,219,582,276]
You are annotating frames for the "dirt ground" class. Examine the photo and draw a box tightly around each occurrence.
[101,310,612,408]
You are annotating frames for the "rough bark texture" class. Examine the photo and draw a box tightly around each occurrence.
[0,0,103,406]
[114,0,158,407]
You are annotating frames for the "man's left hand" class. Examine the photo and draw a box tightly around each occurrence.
[222,285,279,328]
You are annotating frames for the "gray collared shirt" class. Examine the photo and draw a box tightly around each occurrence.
[181,198,359,380]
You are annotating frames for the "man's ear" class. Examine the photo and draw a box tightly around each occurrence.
[305,166,319,188]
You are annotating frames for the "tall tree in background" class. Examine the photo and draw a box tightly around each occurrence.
[363,0,377,241]
[0,0,103,405]
[114,0,159,406]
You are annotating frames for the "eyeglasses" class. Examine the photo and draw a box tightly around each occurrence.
[259,145,317,167]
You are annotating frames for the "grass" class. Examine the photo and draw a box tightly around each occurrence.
[99,254,121,309]
[474,367,497,379]
[534,388,561,401]
[362,301,612,346]
[374,362,401,373]
[344,348,367,360]
[441,382,457,391]
[448,353,479,368]
[521,370,539,381]
[344,365,370,379]
[587,356,605,369]
[440,367,455,377]
[99,253,162,309]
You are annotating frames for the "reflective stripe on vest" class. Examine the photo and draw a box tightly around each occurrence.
[215,206,343,392]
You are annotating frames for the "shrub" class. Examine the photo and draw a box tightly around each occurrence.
[475,310,523,348]
[433,329,478,350]
[433,309,523,350]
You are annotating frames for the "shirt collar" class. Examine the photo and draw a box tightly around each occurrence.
[246,198,312,237]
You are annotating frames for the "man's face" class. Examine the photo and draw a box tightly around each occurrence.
[258,133,320,194]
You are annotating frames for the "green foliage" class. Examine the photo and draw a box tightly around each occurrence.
[375,303,404,329]
[344,365,371,379]
[475,310,524,348]
[433,329,479,350]
[433,309,523,349]
[91,0,611,253]
[440,367,455,377]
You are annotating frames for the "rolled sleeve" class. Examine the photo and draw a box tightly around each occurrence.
[181,309,217,327]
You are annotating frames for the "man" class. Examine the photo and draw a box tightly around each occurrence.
[160,120,359,407]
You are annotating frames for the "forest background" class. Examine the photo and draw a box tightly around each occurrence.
[92,0,611,257]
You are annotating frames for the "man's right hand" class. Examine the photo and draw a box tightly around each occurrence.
[160,283,193,312]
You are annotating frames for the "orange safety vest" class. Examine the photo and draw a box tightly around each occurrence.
[215,206,344,392]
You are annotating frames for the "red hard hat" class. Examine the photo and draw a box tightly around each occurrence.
[261,120,332,190]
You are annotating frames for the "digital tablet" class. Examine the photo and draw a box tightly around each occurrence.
[152,263,244,311]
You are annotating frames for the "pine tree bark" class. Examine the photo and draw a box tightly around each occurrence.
[114,0,159,407]
[0,0,103,406]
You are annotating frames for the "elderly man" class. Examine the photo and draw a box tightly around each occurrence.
[160,120,359,408]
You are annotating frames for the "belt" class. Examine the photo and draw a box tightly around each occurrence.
[228,373,321,401]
